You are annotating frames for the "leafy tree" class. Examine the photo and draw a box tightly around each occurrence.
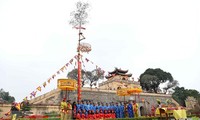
[139,74,159,93]
[172,86,200,107]
[67,68,104,87]
[172,87,186,106]
[139,68,173,93]
[0,88,15,103]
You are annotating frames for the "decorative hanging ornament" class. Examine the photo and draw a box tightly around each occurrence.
[78,42,92,53]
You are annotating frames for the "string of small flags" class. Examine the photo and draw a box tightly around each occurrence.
[23,55,107,101]
[2,55,108,119]
[23,56,76,101]
[80,55,106,76]
[1,57,77,119]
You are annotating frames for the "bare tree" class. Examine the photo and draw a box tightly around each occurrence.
[85,69,104,88]
[163,80,179,94]
[67,68,104,88]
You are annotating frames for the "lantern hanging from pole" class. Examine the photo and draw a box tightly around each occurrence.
[78,42,92,53]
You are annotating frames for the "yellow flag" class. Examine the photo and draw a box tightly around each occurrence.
[47,78,51,83]
[37,86,41,91]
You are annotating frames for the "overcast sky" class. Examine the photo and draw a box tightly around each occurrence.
[0,0,200,102]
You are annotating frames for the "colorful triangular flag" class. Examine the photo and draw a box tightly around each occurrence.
[60,66,66,72]
[37,86,41,92]
[47,78,51,83]
[43,82,47,88]
[31,91,37,97]
[23,97,28,101]
[74,55,78,60]
[52,74,56,79]
[85,58,89,62]
[69,58,73,64]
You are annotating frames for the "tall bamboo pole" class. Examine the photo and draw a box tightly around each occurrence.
[77,23,82,101]
[69,1,89,101]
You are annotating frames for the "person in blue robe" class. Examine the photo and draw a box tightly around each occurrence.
[114,102,120,118]
[96,102,100,112]
[119,102,125,118]
[84,101,89,115]
[91,102,96,113]
[110,102,115,111]
[89,101,93,111]
[94,102,99,113]
[105,103,109,111]
[99,102,104,111]
[127,101,134,118]
[76,101,81,114]
[80,101,85,111]
[97,102,101,111]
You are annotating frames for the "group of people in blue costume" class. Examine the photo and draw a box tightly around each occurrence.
[72,100,137,119]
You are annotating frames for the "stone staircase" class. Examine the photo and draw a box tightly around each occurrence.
[29,88,61,105]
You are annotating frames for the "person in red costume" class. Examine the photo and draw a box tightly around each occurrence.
[99,109,104,119]
[111,110,116,119]
[76,110,81,119]
[91,110,96,119]
[95,110,100,119]
[81,109,86,119]
[88,110,93,119]
[103,110,107,119]
[107,110,112,119]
